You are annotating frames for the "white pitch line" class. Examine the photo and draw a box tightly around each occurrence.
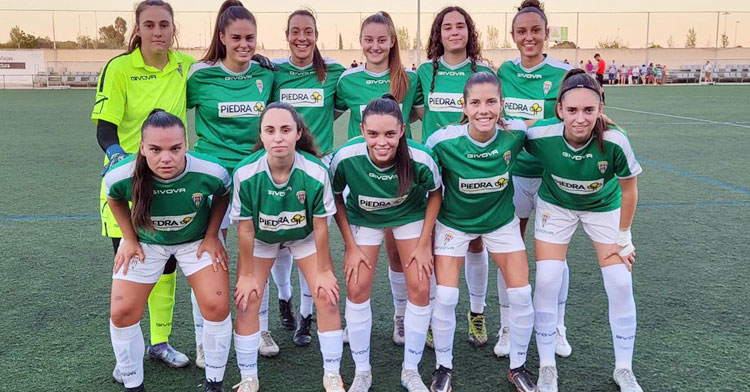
[608,106,750,129]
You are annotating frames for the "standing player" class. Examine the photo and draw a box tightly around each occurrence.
[230,102,344,392]
[270,9,347,347]
[494,0,573,359]
[335,11,421,346]
[525,69,643,392]
[105,110,232,392]
[186,0,277,362]
[331,95,441,392]
[426,72,537,392]
[93,0,194,380]
[415,6,495,348]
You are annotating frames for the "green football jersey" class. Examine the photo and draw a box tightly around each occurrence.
[498,55,571,178]
[231,150,335,244]
[104,152,231,245]
[187,60,274,171]
[334,65,420,140]
[425,121,527,234]
[330,136,441,228]
[416,57,494,142]
[272,57,346,155]
[525,119,642,212]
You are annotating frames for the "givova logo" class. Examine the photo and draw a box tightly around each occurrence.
[258,210,307,231]
[428,92,463,112]
[279,88,325,107]
[458,172,510,194]
[551,174,604,195]
[504,97,544,120]
[358,194,408,211]
[151,212,197,231]
[218,101,264,118]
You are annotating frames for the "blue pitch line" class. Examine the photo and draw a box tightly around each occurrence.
[639,158,750,195]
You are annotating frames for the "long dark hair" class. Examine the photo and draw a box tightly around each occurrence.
[251,102,320,157]
[202,0,256,63]
[361,93,413,196]
[459,72,506,130]
[131,109,186,231]
[127,0,177,54]
[286,10,327,83]
[512,0,548,31]
[556,68,613,151]
[360,12,409,102]
[426,6,483,93]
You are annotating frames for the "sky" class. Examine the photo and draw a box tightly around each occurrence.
[1,1,749,49]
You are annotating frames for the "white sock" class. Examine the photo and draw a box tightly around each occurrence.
[558,260,570,327]
[601,264,637,370]
[191,289,204,346]
[259,280,269,332]
[345,299,372,372]
[271,248,293,301]
[533,260,565,367]
[497,268,510,329]
[110,320,144,388]
[234,331,260,379]
[203,315,232,382]
[403,301,431,370]
[388,267,408,317]
[318,329,344,373]
[429,273,437,304]
[465,250,488,314]
[432,285,459,369]
[298,267,314,318]
[507,285,534,369]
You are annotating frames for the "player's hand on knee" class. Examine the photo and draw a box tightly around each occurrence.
[114,239,145,276]
[315,270,340,306]
[615,229,636,271]
[406,241,433,282]
[234,274,261,312]
[344,246,371,285]
[197,235,228,272]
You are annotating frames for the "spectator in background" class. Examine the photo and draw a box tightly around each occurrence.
[411,63,417,71]
[661,64,668,85]
[703,60,713,82]
[619,64,627,85]
[585,59,594,76]
[640,64,647,83]
[564,59,569,64]
[608,60,617,85]
[351,60,358,68]
[654,64,662,85]
[631,65,640,84]
[578,60,585,69]
[594,53,606,86]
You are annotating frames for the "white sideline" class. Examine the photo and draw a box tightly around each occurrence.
[608,106,750,129]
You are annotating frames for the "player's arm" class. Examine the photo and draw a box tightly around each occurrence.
[312,216,340,305]
[97,120,128,175]
[234,219,261,311]
[197,192,230,272]
[616,176,638,269]
[406,189,441,281]
[333,193,372,286]
[410,107,424,122]
[107,197,144,275]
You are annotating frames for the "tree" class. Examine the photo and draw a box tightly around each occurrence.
[77,35,95,49]
[596,37,629,49]
[685,27,697,48]
[396,26,410,50]
[98,17,127,48]
[8,25,39,48]
[667,35,674,48]
[721,33,729,48]
[485,26,499,49]
[551,40,577,49]
[648,42,662,48]
[338,33,343,50]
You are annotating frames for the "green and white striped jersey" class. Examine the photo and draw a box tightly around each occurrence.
[415,57,494,142]
[330,136,441,228]
[525,119,642,212]
[498,55,571,178]
[334,65,421,140]
[187,60,274,172]
[104,152,231,245]
[230,150,336,244]
[272,57,346,155]
[425,121,527,233]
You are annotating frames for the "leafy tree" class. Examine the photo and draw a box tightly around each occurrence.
[485,26,499,49]
[98,17,128,48]
[396,26,410,49]
[685,27,697,48]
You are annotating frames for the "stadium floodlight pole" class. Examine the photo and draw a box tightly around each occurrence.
[645,12,650,64]
[574,12,579,64]
[417,0,421,66]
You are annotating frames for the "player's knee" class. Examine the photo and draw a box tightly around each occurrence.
[406,280,430,304]
[110,304,141,327]
[313,291,337,313]
[199,297,230,322]
[345,283,370,304]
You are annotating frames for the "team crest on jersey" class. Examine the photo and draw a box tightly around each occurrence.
[192,193,203,207]
[541,212,551,227]
[256,79,264,93]
[597,161,608,174]
[503,150,511,165]
[443,232,454,245]
[543,81,552,95]
[296,190,306,204]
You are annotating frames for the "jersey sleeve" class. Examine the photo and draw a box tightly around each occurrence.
[611,133,643,179]
[414,148,441,192]
[334,76,348,113]
[312,173,337,218]
[330,155,347,195]
[186,64,200,109]
[413,72,425,109]
[230,172,253,222]
[92,59,127,126]
[215,166,232,196]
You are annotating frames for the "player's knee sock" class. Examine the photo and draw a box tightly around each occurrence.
[298,268,314,318]
[533,260,564,367]
[388,267,408,317]
[345,299,372,372]
[557,260,570,328]
[318,329,344,373]
[403,301,431,370]
[203,315,232,382]
[465,250,488,314]
[429,273,437,304]
[259,280,270,332]
[497,268,510,329]
[147,271,176,345]
[191,289,204,347]
[110,320,144,388]
[507,285,534,369]
[432,285,459,369]
[234,331,260,379]
[601,264,637,370]
[271,248,293,301]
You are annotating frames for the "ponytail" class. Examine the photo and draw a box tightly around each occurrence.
[203,0,256,63]
[128,0,177,54]
[286,10,327,83]
[252,102,321,157]
[361,12,409,102]
[556,68,608,151]
[362,93,413,196]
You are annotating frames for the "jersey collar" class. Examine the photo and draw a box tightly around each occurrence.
[153,153,191,184]
[286,57,314,71]
[363,65,390,78]
[262,152,298,189]
[562,130,594,152]
[131,48,182,74]
[362,143,395,172]
[219,59,252,75]
[463,123,499,148]
[515,54,549,73]
[439,56,471,70]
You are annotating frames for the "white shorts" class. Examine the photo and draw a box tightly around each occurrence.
[512,176,542,219]
[113,239,213,284]
[253,232,317,260]
[350,220,424,246]
[534,197,620,245]
[433,218,526,257]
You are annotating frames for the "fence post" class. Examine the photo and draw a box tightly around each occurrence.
[574,12,579,65]
[645,12,650,64]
